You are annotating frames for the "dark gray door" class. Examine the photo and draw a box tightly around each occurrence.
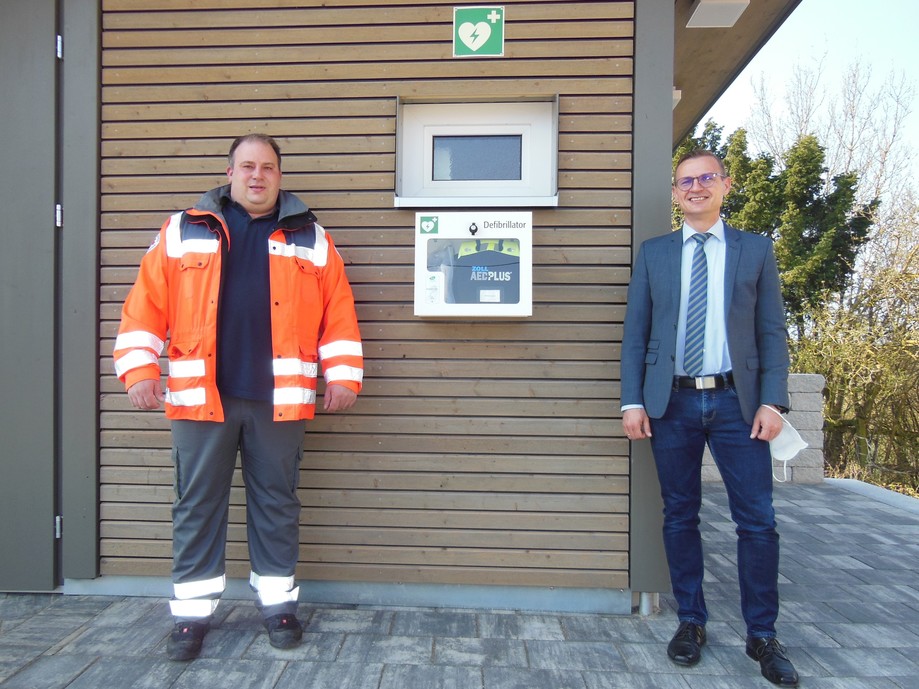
[0,0,59,591]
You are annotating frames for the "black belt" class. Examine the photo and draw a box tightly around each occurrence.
[674,371,734,390]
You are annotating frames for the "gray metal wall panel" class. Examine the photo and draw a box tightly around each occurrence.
[0,0,59,591]
[61,0,101,580]
[629,0,674,594]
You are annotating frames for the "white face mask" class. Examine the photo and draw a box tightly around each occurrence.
[761,405,808,462]
[761,406,809,483]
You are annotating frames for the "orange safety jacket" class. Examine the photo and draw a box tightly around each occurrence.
[113,186,363,422]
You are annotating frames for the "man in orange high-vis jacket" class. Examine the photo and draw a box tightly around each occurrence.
[114,134,362,661]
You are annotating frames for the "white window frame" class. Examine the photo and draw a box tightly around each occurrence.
[395,100,559,208]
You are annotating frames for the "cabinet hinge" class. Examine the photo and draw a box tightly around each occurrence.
[56,35,63,60]
[55,515,63,539]
[56,204,63,228]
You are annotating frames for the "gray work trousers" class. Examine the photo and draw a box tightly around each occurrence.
[170,396,305,619]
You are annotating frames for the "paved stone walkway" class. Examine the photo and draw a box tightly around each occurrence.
[1,481,918,688]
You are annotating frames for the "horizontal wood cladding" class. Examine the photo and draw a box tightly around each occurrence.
[100,0,634,590]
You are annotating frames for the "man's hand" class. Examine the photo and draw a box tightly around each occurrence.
[324,383,357,412]
[622,407,652,441]
[750,405,783,441]
[127,379,165,410]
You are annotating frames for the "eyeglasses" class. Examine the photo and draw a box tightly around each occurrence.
[673,172,727,191]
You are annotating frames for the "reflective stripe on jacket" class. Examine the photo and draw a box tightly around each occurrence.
[113,187,363,422]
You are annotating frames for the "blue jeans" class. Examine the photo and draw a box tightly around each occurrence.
[649,383,779,638]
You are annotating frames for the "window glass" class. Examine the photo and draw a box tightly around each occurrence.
[432,135,522,181]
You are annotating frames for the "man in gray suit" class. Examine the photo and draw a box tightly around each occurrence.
[621,150,798,686]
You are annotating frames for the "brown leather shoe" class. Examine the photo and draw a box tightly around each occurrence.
[746,637,799,686]
[667,621,706,666]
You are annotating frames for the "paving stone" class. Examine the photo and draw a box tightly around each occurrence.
[780,679,904,689]
[478,613,565,640]
[0,594,56,624]
[817,622,919,649]
[390,610,478,638]
[561,615,657,643]
[337,634,433,665]
[682,675,778,689]
[780,564,873,586]
[193,627,258,659]
[827,601,919,624]
[526,640,627,672]
[273,661,384,689]
[805,646,919,678]
[582,670,690,689]
[378,664,481,689]
[0,641,49,663]
[218,603,265,629]
[0,661,27,684]
[45,596,118,617]
[54,617,170,657]
[4,613,96,647]
[887,677,919,689]
[850,569,919,586]
[0,654,96,689]
[777,600,853,624]
[62,657,188,689]
[779,583,852,603]
[87,597,162,626]
[303,608,394,635]
[485,666,588,689]
[698,621,745,647]
[168,658,286,689]
[434,637,527,667]
[769,621,841,648]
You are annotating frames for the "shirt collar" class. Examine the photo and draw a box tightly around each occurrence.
[682,218,724,244]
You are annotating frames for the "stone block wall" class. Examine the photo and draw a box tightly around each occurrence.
[702,373,826,484]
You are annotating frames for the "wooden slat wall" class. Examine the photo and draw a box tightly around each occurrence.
[99,0,633,590]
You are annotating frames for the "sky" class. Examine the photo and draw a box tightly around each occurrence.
[701,0,919,176]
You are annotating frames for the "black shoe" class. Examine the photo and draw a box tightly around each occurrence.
[264,613,303,649]
[167,620,209,661]
[667,621,706,666]
[746,637,799,686]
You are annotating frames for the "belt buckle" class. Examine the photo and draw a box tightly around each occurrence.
[695,375,717,390]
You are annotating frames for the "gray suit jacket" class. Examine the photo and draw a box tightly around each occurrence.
[620,224,790,424]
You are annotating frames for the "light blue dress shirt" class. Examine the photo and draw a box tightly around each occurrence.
[675,219,732,376]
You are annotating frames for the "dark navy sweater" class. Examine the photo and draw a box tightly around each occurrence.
[216,199,278,402]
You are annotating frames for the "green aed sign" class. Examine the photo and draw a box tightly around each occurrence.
[453,6,505,57]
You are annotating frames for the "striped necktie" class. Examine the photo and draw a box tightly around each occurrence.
[683,232,712,376]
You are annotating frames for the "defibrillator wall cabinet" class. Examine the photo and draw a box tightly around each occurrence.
[414,211,533,317]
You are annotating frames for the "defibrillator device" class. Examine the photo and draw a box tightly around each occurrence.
[445,238,521,304]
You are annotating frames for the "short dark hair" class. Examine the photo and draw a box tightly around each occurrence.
[228,134,282,169]
[674,149,726,177]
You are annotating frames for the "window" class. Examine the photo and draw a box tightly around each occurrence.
[396,100,558,207]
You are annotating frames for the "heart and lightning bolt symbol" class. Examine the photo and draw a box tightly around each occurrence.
[458,22,492,52]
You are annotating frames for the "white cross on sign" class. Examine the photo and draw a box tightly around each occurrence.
[487,9,501,23]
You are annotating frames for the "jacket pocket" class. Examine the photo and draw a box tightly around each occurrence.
[178,252,213,271]
[166,340,206,380]
[293,259,322,340]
